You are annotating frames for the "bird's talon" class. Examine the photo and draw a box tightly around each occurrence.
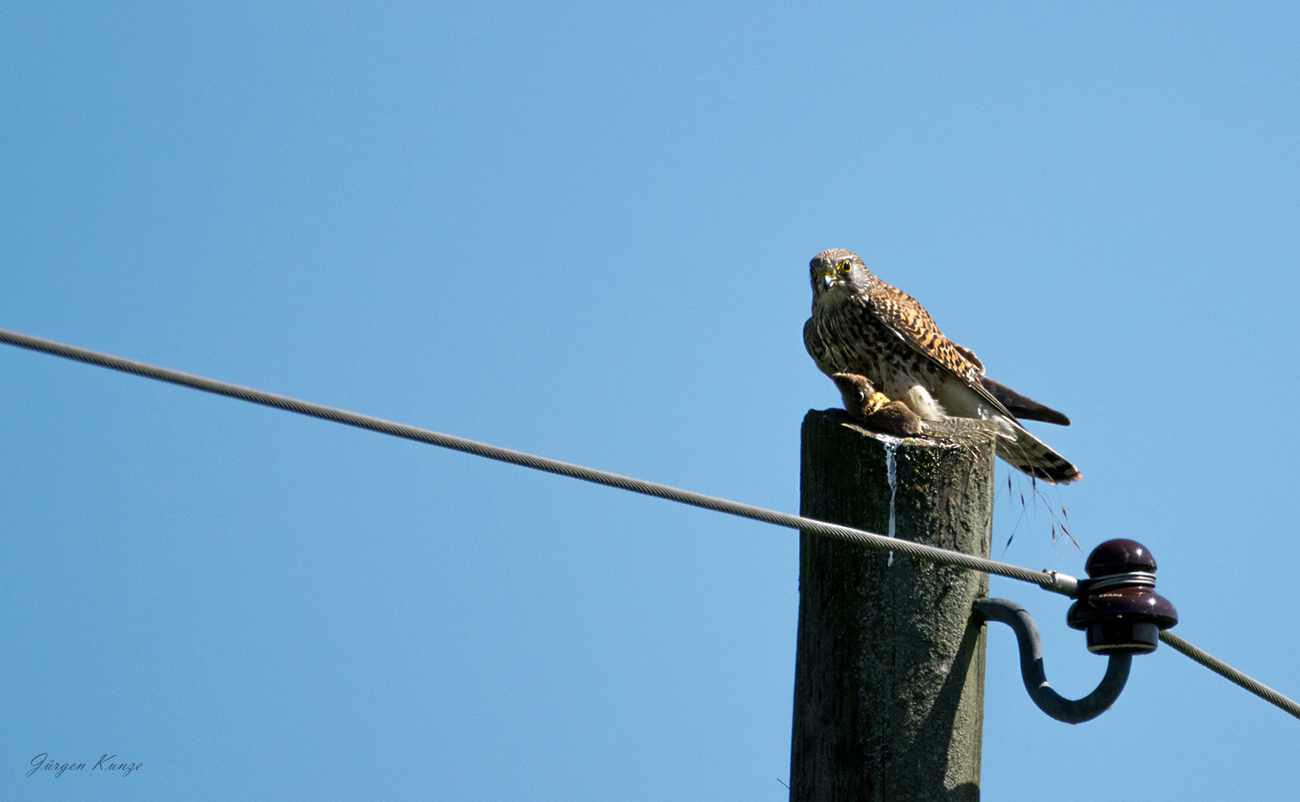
[864,391,891,416]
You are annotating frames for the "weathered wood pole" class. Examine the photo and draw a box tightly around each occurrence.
[791,409,996,802]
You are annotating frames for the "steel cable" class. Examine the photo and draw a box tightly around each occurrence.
[2,325,1296,720]
[1159,630,1300,719]
[0,326,1076,593]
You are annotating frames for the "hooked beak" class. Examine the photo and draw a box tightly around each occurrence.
[817,269,836,291]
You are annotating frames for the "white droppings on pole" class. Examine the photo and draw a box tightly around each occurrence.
[885,440,899,566]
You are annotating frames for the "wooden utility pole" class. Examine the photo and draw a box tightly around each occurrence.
[790,409,996,802]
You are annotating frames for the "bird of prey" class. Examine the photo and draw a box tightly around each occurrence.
[803,248,1081,484]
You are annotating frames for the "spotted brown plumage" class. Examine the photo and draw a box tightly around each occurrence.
[804,248,1082,484]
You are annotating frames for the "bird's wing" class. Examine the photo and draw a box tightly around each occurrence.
[978,376,1072,426]
[946,337,1066,426]
[869,286,1073,426]
[953,339,1071,425]
[865,283,1019,420]
[951,343,985,375]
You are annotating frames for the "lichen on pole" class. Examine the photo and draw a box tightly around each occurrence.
[790,409,996,802]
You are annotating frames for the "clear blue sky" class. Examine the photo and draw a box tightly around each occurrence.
[3,2,1297,799]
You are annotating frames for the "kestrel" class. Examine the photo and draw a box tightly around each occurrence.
[804,248,1081,484]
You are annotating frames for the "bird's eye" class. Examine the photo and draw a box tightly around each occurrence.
[837,259,852,274]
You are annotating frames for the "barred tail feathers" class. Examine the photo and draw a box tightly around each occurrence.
[995,420,1082,484]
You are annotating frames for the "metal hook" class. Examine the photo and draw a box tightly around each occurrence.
[975,597,1132,724]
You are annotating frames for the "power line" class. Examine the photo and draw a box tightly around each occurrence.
[0,326,1077,595]
[1159,631,1300,719]
[1,326,1296,721]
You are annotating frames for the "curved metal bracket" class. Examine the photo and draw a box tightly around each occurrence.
[975,597,1132,724]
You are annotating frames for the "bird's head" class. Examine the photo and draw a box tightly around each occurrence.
[809,249,872,302]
